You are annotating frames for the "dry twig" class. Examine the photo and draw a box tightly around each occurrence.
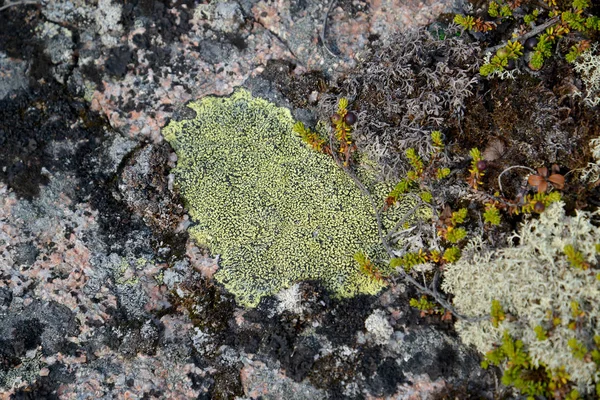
[320,0,339,58]
[484,16,560,54]
[0,0,39,12]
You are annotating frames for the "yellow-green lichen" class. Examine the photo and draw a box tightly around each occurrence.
[163,89,419,307]
[115,257,144,285]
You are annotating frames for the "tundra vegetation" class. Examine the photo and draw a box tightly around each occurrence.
[164,2,600,394]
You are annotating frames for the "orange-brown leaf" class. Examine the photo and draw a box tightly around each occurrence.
[528,175,545,187]
[537,167,548,177]
[538,180,548,193]
[548,174,565,189]
[441,310,453,322]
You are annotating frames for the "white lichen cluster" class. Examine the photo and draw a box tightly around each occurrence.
[573,44,600,107]
[275,284,305,315]
[193,2,244,33]
[364,309,394,346]
[94,0,123,48]
[442,202,600,391]
[191,327,216,357]
[579,136,600,184]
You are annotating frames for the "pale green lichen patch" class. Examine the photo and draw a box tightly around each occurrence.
[163,89,415,307]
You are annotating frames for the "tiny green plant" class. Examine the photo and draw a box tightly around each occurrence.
[566,40,591,63]
[442,247,461,263]
[385,149,424,208]
[564,244,590,270]
[409,295,440,317]
[294,121,328,153]
[490,299,505,328]
[455,0,600,75]
[480,40,523,77]
[483,203,501,225]
[524,9,539,24]
[487,0,513,19]
[386,131,450,209]
[568,338,588,360]
[437,207,468,244]
[446,225,467,244]
[354,251,385,282]
[454,14,495,32]
[390,249,428,273]
[520,191,561,214]
[467,148,484,190]
[534,325,548,341]
[330,98,358,166]
[295,98,359,166]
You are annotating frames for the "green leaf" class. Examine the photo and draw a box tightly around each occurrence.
[469,148,482,161]
[564,244,588,269]
[451,208,468,225]
[454,14,475,30]
[446,227,467,243]
[573,0,590,10]
[419,191,433,203]
[568,338,587,360]
[480,63,501,76]
[442,247,461,263]
[436,167,450,179]
[534,325,548,341]
[431,130,444,148]
[500,5,512,17]
[338,97,348,112]
[491,299,505,328]
[488,2,499,17]
[483,204,501,225]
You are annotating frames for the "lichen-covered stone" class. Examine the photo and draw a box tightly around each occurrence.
[163,89,418,307]
[364,309,393,345]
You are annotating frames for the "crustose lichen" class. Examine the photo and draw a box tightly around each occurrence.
[163,89,419,307]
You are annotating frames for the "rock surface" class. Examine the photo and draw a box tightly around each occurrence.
[0,0,501,399]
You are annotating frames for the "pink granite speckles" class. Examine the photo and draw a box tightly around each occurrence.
[83,0,456,141]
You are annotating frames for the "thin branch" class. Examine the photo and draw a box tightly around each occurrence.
[497,165,536,196]
[385,203,419,244]
[329,131,387,247]
[320,0,339,58]
[328,132,483,322]
[430,270,440,292]
[0,0,39,12]
[484,16,560,55]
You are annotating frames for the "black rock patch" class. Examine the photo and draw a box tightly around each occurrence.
[105,46,133,77]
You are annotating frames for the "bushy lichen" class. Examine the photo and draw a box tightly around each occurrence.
[573,44,600,107]
[320,25,480,180]
[442,202,600,393]
[163,89,418,307]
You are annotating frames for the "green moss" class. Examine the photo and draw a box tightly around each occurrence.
[163,89,421,307]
